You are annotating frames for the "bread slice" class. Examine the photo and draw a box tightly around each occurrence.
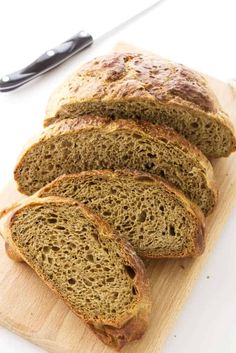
[36,170,205,258]
[45,52,236,158]
[14,116,217,215]
[2,196,151,349]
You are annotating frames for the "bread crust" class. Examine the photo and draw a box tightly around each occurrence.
[5,242,24,262]
[14,116,217,215]
[2,196,151,349]
[44,52,236,157]
[36,169,206,258]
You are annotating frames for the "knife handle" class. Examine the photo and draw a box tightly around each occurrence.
[0,31,93,92]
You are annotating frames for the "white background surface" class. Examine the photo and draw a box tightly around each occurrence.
[0,0,236,352]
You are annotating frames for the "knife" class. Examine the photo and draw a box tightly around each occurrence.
[0,0,164,92]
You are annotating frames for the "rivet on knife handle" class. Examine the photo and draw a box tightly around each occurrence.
[0,31,93,92]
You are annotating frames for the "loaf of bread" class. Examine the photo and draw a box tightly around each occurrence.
[36,170,205,258]
[45,52,236,158]
[14,116,217,215]
[2,196,151,349]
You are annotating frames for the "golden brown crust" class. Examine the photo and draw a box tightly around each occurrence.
[14,116,217,215]
[2,196,151,349]
[37,169,206,258]
[89,307,150,349]
[44,52,236,157]
[5,242,24,262]
[46,52,218,117]
[0,202,22,220]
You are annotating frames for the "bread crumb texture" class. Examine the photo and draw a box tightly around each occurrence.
[37,171,205,258]
[14,117,217,215]
[8,198,151,348]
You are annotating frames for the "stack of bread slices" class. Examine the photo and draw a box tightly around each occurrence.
[2,52,236,349]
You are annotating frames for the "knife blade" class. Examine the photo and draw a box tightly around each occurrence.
[0,0,164,92]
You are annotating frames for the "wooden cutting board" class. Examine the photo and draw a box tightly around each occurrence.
[1,42,236,353]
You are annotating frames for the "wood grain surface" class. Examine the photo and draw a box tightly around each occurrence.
[0,42,236,353]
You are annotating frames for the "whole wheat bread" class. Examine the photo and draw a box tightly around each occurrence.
[36,170,205,258]
[14,116,217,215]
[45,52,236,158]
[2,196,151,349]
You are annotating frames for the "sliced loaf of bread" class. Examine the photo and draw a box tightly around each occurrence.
[14,116,217,215]
[36,170,205,258]
[2,196,151,349]
[45,52,236,158]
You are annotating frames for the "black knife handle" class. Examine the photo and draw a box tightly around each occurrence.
[0,31,93,92]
